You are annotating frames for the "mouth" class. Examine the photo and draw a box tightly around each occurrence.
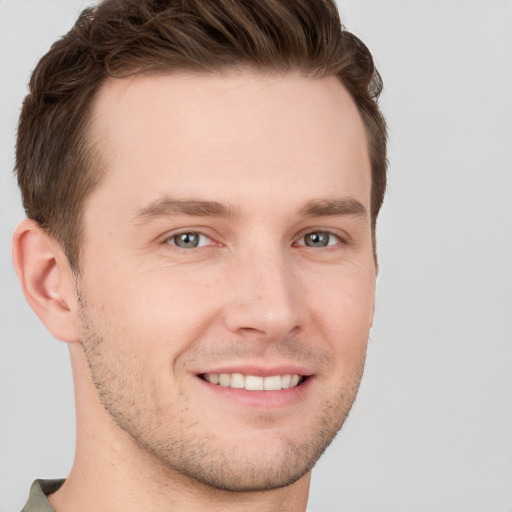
[199,373,307,391]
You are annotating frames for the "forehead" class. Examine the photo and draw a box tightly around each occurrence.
[87,71,371,216]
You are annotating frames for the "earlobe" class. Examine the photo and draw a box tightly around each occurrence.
[12,219,80,344]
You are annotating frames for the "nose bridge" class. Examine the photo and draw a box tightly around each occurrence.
[223,242,301,337]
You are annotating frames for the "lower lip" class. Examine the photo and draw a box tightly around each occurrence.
[195,376,314,410]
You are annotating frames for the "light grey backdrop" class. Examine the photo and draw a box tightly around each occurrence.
[1,1,511,511]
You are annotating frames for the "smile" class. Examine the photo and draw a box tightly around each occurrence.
[200,373,306,390]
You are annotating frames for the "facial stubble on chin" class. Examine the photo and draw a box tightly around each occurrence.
[76,289,367,493]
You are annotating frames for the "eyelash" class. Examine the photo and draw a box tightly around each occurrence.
[161,228,347,251]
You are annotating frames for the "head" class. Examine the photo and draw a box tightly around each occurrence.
[15,0,386,272]
[13,0,387,499]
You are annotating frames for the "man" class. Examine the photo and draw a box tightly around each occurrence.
[12,0,387,510]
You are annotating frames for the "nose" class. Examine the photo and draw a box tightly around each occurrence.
[222,247,302,339]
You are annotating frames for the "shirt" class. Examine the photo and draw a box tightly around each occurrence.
[21,479,64,512]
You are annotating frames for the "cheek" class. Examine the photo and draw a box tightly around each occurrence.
[307,263,375,352]
[82,262,223,352]
[308,265,375,318]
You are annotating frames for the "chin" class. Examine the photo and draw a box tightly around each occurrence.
[132,417,343,493]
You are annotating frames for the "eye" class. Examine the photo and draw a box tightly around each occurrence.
[165,232,212,249]
[297,231,341,248]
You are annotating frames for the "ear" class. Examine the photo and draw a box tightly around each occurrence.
[12,219,80,343]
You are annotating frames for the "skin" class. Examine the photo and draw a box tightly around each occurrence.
[13,71,376,512]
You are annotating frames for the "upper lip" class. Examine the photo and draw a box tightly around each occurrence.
[195,364,313,378]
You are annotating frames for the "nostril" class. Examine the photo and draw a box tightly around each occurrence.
[237,326,266,335]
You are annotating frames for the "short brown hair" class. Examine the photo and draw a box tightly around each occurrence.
[15,0,387,270]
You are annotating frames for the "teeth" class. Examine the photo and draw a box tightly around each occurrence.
[201,373,303,390]
[230,373,245,389]
[245,375,263,390]
[219,373,230,387]
[281,374,292,389]
[264,375,282,390]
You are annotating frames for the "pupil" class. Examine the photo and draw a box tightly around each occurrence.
[306,232,328,247]
[177,233,199,248]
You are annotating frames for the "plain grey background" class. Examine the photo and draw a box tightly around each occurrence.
[1,1,511,511]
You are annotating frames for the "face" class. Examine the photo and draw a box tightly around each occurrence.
[77,71,376,491]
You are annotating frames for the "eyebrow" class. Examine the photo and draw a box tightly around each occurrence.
[298,198,368,218]
[133,197,239,224]
[132,196,368,225]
